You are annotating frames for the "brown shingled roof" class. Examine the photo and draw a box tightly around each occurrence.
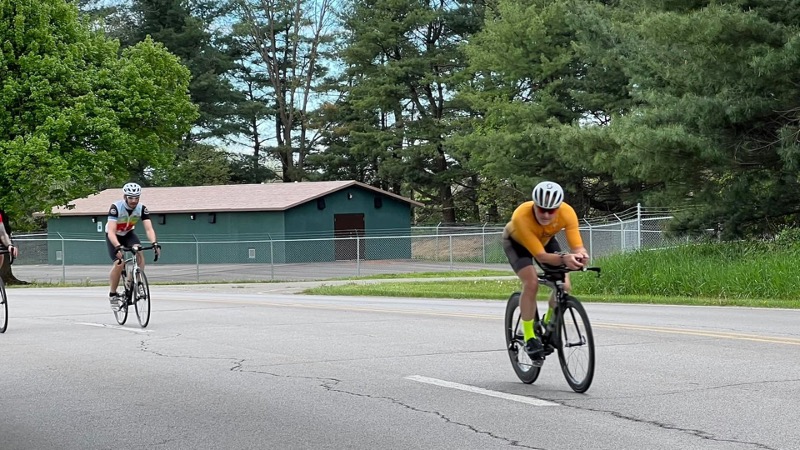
[49,181,423,216]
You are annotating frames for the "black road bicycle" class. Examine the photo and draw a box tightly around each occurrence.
[0,249,14,333]
[113,245,158,328]
[505,265,601,393]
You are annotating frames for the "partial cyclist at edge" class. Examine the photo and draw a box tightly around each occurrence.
[0,211,19,267]
[106,183,161,310]
[502,181,590,361]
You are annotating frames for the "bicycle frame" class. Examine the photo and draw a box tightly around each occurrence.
[537,266,600,338]
[118,245,157,298]
[113,244,158,327]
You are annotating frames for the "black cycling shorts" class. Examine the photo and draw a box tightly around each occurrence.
[106,232,141,261]
[503,235,561,274]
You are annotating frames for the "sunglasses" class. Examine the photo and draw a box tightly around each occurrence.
[125,196,140,201]
[536,206,558,214]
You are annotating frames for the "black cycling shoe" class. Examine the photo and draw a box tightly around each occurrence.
[524,338,545,361]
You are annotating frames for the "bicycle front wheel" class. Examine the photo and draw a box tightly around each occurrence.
[0,279,8,333]
[114,292,128,325]
[556,295,595,393]
[133,270,151,328]
[504,292,541,384]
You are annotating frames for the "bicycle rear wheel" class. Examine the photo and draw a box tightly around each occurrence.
[133,270,150,328]
[0,279,8,333]
[504,292,541,384]
[556,295,595,393]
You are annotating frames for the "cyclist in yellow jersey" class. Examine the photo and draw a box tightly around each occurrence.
[502,181,589,360]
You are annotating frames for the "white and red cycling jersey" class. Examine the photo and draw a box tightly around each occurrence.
[106,200,151,236]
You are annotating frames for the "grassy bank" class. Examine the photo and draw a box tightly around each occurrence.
[305,239,800,307]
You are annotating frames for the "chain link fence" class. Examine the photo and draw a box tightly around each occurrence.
[8,205,708,284]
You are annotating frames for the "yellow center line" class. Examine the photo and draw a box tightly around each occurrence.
[593,322,800,346]
[169,296,800,346]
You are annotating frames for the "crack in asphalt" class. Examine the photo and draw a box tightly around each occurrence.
[318,379,543,449]
[226,362,542,449]
[563,378,800,402]
[555,401,779,450]
[138,342,777,449]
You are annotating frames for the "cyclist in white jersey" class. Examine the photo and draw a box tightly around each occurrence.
[106,183,161,309]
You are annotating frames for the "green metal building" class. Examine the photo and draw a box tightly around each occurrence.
[45,181,423,265]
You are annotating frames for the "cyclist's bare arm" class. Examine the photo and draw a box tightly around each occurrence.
[0,227,16,257]
[535,251,585,270]
[141,219,160,256]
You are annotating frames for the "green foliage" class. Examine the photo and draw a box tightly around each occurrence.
[123,0,243,141]
[0,0,196,229]
[150,143,233,186]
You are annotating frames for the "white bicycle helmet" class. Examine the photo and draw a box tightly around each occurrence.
[122,182,142,197]
[532,181,564,209]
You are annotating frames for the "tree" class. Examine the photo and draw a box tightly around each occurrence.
[233,0,339,182]
[150,144,233,186]
[333,0,487,223]
[0,0,197,229]
[602,4,800,236]
[121,0,243,141]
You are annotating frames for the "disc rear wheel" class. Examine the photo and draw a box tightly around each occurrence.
[504,292,541,384]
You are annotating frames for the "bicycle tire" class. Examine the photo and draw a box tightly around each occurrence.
[113,292,129,325]
[556,295,595,393]
[504,292,541,384]
[134,269,150,328]
[0,278,8,333]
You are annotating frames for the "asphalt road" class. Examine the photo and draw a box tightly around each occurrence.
[2,284,799,449]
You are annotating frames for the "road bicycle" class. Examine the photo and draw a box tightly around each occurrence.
[505,264,601,393]
[113,245,158,328]
[0,249,14,333]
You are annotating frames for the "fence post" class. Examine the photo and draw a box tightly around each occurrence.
[613,214,624,252]
[637,203,642,250]
[58,232,66,283]
[269,234,274,281]
[194,235,200,283]
[583,219,593,264]
[435,222,441,262]
[356,233,361,276]
[482,223,487,264]
[449,235,453,270]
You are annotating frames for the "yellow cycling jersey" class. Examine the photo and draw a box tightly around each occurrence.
[505,201,583,255]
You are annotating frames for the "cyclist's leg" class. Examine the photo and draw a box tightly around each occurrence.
[503,233,541,344]
[542,239,562,324]
[106,236,124,294]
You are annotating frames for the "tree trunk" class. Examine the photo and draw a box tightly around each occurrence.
[1,256,27,285]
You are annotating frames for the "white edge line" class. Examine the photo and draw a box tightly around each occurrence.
[405,375,558,407]
[77,322,152,333]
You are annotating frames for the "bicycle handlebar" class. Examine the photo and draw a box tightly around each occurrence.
[117,244,160,262]
[539,264,601,277]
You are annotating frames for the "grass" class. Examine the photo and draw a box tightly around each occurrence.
[304,239,800,308]
[333,269,512,280]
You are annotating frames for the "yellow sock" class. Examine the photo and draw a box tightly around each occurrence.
[522,319,535,341]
